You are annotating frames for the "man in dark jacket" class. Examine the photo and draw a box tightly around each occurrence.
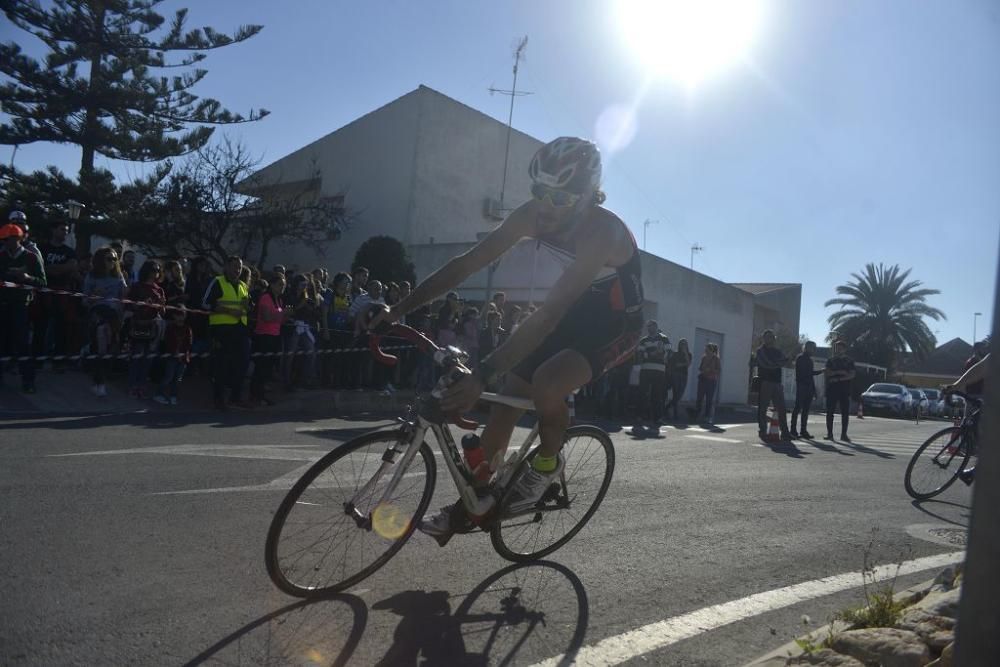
[755,329,790,440]
[0,223,47,392]
[790,341,824,438]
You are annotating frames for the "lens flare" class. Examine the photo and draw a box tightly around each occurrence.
[372,503,409,540]
[595,104,639,154]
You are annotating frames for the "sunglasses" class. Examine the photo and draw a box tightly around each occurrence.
[531,183,581,208]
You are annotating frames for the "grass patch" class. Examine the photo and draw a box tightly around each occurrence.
[832,527,912,629]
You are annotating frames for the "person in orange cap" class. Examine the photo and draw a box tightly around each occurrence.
[0,220,48,393]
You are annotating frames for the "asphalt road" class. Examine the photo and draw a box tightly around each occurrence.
[0,409,971,666]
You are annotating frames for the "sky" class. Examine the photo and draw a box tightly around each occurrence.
[2,0,998,346]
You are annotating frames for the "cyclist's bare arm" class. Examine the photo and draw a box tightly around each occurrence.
[947,353,990,393]
[480,214,622,378]
[375,208,534,325]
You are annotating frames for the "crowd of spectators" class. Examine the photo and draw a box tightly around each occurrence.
[0,211,538,410]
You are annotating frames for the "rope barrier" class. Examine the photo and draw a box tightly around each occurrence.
[0,345,413,364]
[1,280,215,316]
[1,279,412,363]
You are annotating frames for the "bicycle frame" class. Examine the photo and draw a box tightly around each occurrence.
[347,391,540,527]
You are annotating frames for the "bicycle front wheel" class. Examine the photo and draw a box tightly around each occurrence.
[904,427,970,500]
[265,429,436,597]
[491,425,615,562]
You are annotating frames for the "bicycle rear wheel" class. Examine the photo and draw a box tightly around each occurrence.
[265,429,436,597]
[904,427,970,500]
[491,425,614,562]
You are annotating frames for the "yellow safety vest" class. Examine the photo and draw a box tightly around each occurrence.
[208,276,249,326]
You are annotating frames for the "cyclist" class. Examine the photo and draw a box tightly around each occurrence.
[370,136,644,545]
[944,349,990,484]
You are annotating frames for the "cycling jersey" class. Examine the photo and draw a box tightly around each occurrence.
[512,218,644,381]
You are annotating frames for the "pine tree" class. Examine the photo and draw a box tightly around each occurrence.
[0,0,269,251]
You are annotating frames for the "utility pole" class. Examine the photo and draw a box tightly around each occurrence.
[690,243,704,270]
[485,36,532,303]
[643,219,658,250]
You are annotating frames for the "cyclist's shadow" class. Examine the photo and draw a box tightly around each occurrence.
[373,561,589,666]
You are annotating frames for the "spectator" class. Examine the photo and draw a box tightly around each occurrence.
[250,275,288,405]
[0,223,47,393]
[352,280,387,391]
[492,291,507,325]
[34,222,79,371]
[414,314,436,392]
[323,272,353,388]
[505,304,522,334]
[693,343,722,423]
[203,255,252,410]
[790,341,824,438]
[283,274,321,391]
[664,338,692,421]
[82,247,126,397]
[126,260,165,399]
[161,259,187,309]
[824,339,856,442]
[755,330,790,439]
[154,306,192,406]
[399,281,412,301]
[121,250,138,286]
[185,256,214,374]
[7,211,43,264]
[436,291,461,347]
[272,264,286,277]
[385,281,401,306]
[635,320,670,429]
[459,306,480,367]
[478,309,507,390]
[351,266,369,300]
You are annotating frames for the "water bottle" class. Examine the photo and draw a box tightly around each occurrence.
[461,433,491,484]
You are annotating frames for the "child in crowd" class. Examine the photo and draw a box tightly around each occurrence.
[154,307,193,406]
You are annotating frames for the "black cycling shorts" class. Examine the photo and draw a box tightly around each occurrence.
[511,288,642,384]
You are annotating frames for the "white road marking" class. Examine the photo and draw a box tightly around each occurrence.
[530,550,965,667]
[685,435,743,443]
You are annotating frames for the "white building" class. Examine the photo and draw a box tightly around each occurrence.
[246,85,800,404]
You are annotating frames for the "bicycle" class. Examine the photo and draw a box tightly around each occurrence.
[265,323,616,598]
[903,390,981,500]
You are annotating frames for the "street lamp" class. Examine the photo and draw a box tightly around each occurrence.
[973,312,982,345]
[67,200,85,222]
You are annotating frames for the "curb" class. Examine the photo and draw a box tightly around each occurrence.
[742,571,956,667]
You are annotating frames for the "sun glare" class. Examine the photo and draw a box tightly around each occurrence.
[617,0,764,86]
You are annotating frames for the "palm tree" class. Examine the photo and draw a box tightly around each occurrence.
[825,263,946,370]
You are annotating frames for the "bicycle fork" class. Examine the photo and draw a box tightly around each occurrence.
[345,423,428,529]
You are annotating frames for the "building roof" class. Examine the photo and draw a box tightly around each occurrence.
[730,282,801,295]
[899,338,974,376]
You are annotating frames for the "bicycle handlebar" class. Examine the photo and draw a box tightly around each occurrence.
[368,321,480,431]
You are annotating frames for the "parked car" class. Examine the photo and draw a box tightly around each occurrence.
[908,388,929,417]
[861,383,913,417]
[919,388,943,417]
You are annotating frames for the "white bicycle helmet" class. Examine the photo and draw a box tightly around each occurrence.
[528,137,602,193]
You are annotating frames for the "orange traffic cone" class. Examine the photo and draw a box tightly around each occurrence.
[767,409,781,443]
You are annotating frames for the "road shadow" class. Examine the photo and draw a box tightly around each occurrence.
[180,594,368,667]
[759,440,811,459]
[372,561,589,666]
[831,437,896,460]
[296,425,396,444]
[798,437,856,456]
[910,499,972,527]
[626,426,666,440]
